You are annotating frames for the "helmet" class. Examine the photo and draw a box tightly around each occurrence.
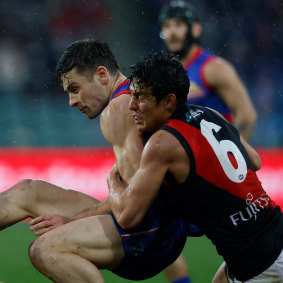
[158,0,199,27]
[158,1,200,59]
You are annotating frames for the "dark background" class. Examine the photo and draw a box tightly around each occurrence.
[0,0,282,147]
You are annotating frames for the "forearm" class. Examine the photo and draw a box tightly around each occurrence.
[234,114,256,141]
[108,185,127,223]
[72,197,112,221]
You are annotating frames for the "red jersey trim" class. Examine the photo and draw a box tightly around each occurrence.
[200,56,216,92]
[183,47,203,69]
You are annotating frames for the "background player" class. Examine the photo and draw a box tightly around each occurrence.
[107,51,283,283]
[158,0,257,141]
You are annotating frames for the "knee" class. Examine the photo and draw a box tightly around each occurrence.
[15,178,43,201]
[29,238,44,269]
[29,237,54,271]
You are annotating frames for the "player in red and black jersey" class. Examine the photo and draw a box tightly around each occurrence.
[108,52,283,282]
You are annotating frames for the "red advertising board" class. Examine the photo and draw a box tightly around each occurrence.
[0,147,282,209]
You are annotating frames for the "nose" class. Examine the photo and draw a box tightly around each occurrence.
[69,93,78,107]
[129,96,138,111]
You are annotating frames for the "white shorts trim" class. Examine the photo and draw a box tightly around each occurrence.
[228,249,283,283]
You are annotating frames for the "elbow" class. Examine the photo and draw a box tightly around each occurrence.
[249,109,257,126]
[116,212,142,230]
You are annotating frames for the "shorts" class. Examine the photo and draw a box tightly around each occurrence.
[227,249,283,283]
[110,205,187,280]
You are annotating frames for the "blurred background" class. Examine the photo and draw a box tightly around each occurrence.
[0,0,282,147]
[0,1,282,282]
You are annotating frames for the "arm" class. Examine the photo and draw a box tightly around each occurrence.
[30,197,112,236]
[209,108,261,171]
[204,58,257,141]
[240,136,261,171]
[107,130,181,230]
[72,197,112,220]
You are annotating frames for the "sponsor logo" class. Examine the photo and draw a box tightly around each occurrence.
[229,193,270,227]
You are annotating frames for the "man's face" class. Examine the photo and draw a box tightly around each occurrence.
[161,18,188,53]
[129,84,169,133]
[62,68,108,119]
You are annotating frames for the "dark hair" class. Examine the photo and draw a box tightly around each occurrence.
[56,39,119,84]
[129,52,190,103]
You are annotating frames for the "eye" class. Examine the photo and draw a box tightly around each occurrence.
[71,87,79,94]
[138,95,146,102]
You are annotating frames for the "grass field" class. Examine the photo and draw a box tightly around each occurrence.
[0,223,222,283]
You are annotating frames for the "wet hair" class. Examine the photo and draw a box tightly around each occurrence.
[129,52,190,104]
[56,38,119,84]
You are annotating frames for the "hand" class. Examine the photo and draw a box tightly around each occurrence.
[107,163,125,192]
[30,214,72,236]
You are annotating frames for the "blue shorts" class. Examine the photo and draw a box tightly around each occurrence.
[110,205,188,280]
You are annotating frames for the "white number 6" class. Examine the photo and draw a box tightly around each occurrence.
[200,119,247,183]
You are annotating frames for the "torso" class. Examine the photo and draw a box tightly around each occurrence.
[100,80,144,183]
[161,104,283,281]
[184,47,232,123]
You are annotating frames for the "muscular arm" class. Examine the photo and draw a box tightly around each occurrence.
[108,130,189,230]
[72,197,112,221]
[204,58,257,141]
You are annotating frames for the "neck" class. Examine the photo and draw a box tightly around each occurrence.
[107,72,127,101]
[180,44,199,65]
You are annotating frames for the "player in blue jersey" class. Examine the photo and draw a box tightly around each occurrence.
[0,39,190,282]
[107,51,283,283]
[158,0,257,141]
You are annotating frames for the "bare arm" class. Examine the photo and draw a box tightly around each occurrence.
[30,197,112,236]
[204,58,257,141]
[240,136,261,171]
[107,130,188,230]
[72,197,112,220]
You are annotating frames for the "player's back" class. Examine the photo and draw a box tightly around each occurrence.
[161,103,283,281]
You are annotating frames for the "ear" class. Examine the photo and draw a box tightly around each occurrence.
[95,66,108,85]
[164,93,177,111]
[191,22,202,38]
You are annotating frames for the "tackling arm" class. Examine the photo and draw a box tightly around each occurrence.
[107,131,175,230]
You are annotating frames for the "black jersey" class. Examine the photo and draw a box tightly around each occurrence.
[161,103,283,281]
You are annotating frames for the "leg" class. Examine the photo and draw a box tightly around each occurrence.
[0,178,100,229]
[29,214,124,283]
[164,254,192,283]
[212,262,229,283]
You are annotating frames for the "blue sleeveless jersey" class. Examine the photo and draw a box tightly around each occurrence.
[184,47,232,123]
[110,79,131,101]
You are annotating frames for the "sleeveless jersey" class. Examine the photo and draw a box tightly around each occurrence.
[161,104,283,281]
[109,79,131,101]
[184,47,232,123]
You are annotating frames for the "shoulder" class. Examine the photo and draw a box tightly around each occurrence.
[203,56,239,86]
[100,94,133,144]
[101,94,131,124]
[142,130,181,163]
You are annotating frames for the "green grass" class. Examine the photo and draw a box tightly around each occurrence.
[0,223,222,283]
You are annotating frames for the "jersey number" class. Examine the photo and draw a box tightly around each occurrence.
[200,119,247,183]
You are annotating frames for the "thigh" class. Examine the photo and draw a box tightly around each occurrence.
[26,179,101,217]
[36,214,124,269]
[212,262,229,283]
